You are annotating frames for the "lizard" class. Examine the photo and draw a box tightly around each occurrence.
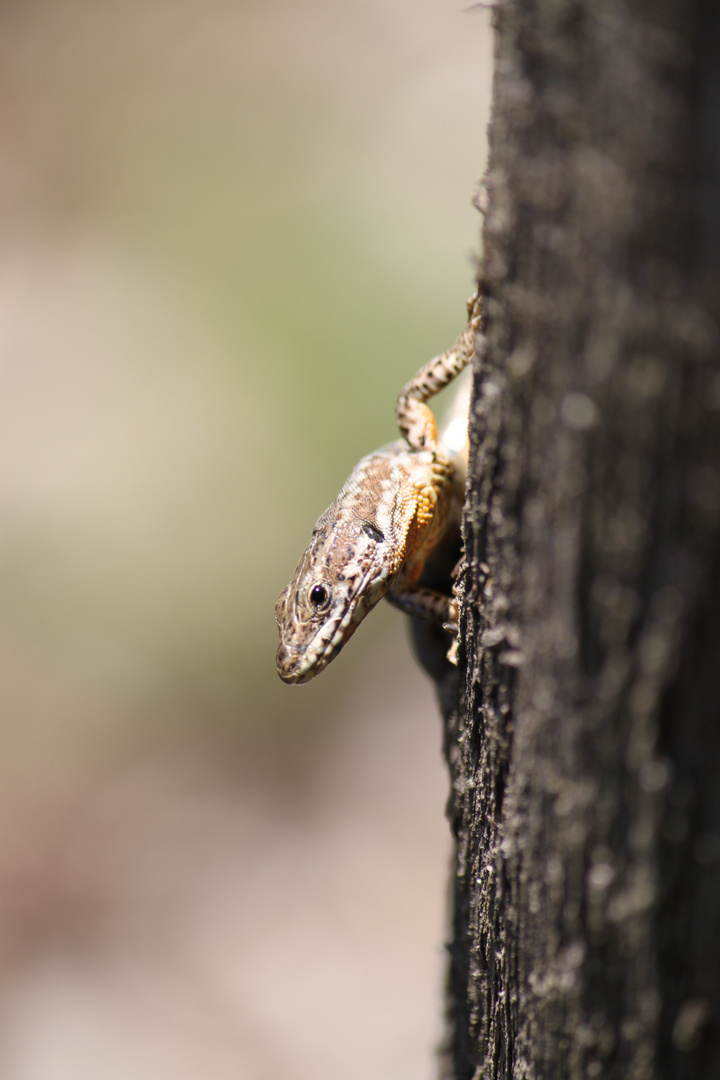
[275,292,482,685]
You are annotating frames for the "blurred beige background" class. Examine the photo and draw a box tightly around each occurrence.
[0,1,492,1077]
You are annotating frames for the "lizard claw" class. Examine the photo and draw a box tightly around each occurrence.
[451,554,467,581]
[443,606,459,666]
[446,635,459,667]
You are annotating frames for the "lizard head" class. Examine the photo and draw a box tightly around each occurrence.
[275,515,392,684]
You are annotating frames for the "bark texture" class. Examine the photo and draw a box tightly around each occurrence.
[443,1,720,1077]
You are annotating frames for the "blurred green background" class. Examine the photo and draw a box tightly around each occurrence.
[0,1,492,1076]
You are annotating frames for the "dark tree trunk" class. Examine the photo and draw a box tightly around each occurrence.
[443,1,720,1077]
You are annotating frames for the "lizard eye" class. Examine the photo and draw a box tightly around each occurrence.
[309,583,331,609]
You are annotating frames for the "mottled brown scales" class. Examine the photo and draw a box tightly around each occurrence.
[275,297,481,684]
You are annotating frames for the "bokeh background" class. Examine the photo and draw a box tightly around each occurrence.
[0,1,492,1076]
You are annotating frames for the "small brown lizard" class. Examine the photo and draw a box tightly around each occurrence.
[275,294,481,684]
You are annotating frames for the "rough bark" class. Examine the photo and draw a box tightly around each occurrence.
[442,1,720,1078]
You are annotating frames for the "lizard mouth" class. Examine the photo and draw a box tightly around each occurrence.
[276,634,346,684]
[276,616,353,683]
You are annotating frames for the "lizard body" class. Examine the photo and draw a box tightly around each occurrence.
[275,297,481,684]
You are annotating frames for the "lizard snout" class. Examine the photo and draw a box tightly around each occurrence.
[275,641,304,684]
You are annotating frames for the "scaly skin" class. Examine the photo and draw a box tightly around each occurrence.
[275,298,481,684]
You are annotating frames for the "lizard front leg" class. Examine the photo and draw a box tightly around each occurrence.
[395,298,481,451]
[385,585,458,631]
